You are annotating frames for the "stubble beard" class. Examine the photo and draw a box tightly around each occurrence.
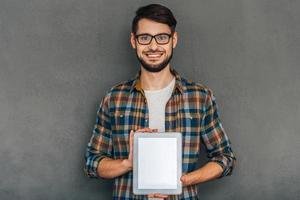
[136,48,173,73]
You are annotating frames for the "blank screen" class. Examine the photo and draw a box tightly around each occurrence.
[137,138,177,189]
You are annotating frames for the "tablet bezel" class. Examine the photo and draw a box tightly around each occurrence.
[133,132,182,195]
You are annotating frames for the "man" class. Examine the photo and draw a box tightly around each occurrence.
[84,4,236,200]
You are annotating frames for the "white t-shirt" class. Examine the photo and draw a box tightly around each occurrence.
[144,77,175,132]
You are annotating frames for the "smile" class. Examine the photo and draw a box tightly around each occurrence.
[145,52,163,58]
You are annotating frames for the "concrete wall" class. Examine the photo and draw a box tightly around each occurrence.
[0,0,299,199]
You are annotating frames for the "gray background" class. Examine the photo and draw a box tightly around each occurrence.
[0,0,299,199]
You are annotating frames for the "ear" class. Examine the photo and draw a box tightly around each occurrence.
[172,31,178,48]
[130,32,136,49]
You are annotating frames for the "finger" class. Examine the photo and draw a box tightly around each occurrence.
[181,175,187,181]
[135,128,147,132]
[129,130,134,158]
[154,194,169,198]
[136,128,152,133]
[143,127,153,132]
[130,129,133,138]
[180,175,185,181]
[147,194,154,198]
[152,128,158,132]
[180,174,189,186]
[129,130,134,146]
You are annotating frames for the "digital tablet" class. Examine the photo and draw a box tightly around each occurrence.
[133,132,182,195]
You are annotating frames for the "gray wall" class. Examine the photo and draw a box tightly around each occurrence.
[0,0,299,199]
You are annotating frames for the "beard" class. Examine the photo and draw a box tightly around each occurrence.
[136,48,173,73]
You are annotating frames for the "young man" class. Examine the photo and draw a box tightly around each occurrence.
[84,4,236,200]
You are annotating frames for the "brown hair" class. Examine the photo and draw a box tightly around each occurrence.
[131,4,177,35]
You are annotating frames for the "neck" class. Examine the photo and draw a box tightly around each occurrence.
[140,64,175,90]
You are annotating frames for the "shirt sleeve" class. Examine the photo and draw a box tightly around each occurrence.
[84,93,113,178]
[201,89,236,177]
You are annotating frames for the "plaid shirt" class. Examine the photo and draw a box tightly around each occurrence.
[84,68,236,200]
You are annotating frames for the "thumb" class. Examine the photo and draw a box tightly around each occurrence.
[130,130,134,143]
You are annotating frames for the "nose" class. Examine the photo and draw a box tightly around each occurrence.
[148,38,159,50]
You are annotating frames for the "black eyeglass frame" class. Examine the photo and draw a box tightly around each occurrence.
[135,33,173,45]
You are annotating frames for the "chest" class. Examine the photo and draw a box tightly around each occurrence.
[110,92,204,132]
[110,92,205,165]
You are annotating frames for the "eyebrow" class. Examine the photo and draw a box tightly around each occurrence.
[136,32,171,36]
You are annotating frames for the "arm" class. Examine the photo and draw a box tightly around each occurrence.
[97,128,157,179]
[97,157,132,179]
[84,93,116,178]
[181,162,223,186]
[96,129,134,179]
[84,102,155,179]
[98,127,168,199]
[181,89,236,186]
[84,93,133,179]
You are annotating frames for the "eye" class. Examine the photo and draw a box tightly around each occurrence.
[156,34,169,41]
[139,35,150,41]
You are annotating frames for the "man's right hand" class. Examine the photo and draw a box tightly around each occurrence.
[123,128,158,170]
[98,128,157,178]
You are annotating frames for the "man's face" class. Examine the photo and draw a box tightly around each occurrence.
[130,18,178,73]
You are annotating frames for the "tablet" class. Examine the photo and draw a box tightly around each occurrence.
[133,132,182,195]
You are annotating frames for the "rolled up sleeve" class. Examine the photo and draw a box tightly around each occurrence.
[201,89,236,177]
[84,93,113,178]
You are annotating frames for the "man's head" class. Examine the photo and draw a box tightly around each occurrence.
[130,4,178,73]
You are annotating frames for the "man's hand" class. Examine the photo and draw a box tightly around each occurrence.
[146,174,190,199]
[123,128,158,170]
[147,193,169,199]
[180,173,191,187]
[146,174,191,199]
[180,161,224,186]
[125,129,134,168]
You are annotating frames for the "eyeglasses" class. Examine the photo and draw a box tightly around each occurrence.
[135,33,172,45]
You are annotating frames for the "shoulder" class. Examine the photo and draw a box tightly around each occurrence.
[180,78,218,111]
[180,77,214,97]
[109,79,135,94]
[101,78,135,102]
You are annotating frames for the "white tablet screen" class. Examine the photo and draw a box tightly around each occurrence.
[137,138,177,189]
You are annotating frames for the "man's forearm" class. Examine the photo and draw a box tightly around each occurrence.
[97,157,132,179]
[182,162,223,186]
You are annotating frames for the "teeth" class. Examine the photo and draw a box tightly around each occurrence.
[146,53,163,58]
[148,55,160,57]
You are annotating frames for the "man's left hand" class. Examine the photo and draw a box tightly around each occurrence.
[147,193,169,199]
[180,173,191,187]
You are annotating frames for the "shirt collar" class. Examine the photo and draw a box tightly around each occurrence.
[129,67,184,95]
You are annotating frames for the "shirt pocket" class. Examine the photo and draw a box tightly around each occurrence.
[111,111,125,132]
[111,110,141,134]
[111,110,143,159]
[183,112,202,134]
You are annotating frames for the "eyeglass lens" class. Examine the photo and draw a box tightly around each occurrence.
[137,34,170,45]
